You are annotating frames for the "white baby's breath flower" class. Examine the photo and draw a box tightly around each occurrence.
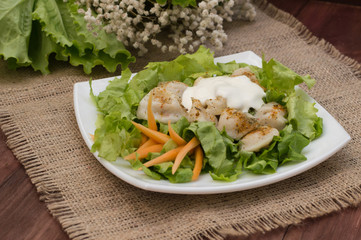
[75,0,256,55]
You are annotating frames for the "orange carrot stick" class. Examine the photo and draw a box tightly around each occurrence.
[90,134,95,141]
[138,138,156,151]
[140,134,148,146]
[147,93,157,131]
[143,146,183,168]
[124,144,163,160]
[192,146,203,181]
[168,120,187,146]
[131,121,170,144]
[172,137,200,174]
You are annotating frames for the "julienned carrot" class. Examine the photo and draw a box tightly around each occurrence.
[126,138,157,162]
[90,134,95,141]
[131,121,170,144]
[192,146,203,181]
[124,144,163,160]
[140,134,148,146]
[168,120,187,146]
[143,146,183,168]
[147,93,157,131]
[138,138,156,151]
[172,137,200,174]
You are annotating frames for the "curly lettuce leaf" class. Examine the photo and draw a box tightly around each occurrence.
[128,68,159,94]
[32,0,134,74]
[216,61,254,74]
[154,163,193,183]
[139,145,194,183]
[186,122,226,167]
[243,142,279,174]
[28,21,67,74]
[91,113,141,161]
[243,127,310,174]
[0,0,35,67]
[287,89,323,140]
[1,0,134,74]
[94,69,142,118]
[170,117,190,137]
[67,1,135,71]
[278,126,310,165]
[130,153,193,183]
[144,45,220,86]
[32,0,76,48]
[259,58,316,92]
[243,151,273,174]
[185,122,243,181]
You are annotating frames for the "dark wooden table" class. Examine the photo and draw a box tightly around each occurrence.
[1,1,360,239]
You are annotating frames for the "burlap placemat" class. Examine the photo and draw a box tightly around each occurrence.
[1,1,361,239]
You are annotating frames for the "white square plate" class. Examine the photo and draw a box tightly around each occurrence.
[73,51,351,194]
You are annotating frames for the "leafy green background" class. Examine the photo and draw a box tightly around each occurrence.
[0,0,135,74]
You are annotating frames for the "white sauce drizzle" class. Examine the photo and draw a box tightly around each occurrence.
[181,75,265,112]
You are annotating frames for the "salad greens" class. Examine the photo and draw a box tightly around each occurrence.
[90,46,323,183]
[0,0,134,74]
[155,0,197,7]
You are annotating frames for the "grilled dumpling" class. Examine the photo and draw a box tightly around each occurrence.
[241,126,279,152]
[217,108,259,140]
[136,81,188,123]
[255,102,287,130]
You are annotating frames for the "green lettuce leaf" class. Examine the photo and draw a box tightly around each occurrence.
[286,89,322,140]
[185,122,243,181]
[243,124,311,174]
[162,139,178,152]
[32,0,134,74]
[96,70,142,118]
[141,166,163,180]
[243,128,310,174]
[243,142,279,175]
[28,20,65,74]
[170,117,190,137]
[155,0,197,8]
[91,113,141,161]
[1,0,134,74]
[243,151,276,174]
[171,0,197,7]
[0,0,35,67]
[278,127,310,165]
[144,45,220,86]
[186,122,227,169]
[32,0,76,48]
[258,58,316,93]
[157,164,193,183]
[145,161,193,183]
[216,61,253,74]
[129,68,159,94]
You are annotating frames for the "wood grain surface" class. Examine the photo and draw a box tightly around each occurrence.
[0,1,360,239]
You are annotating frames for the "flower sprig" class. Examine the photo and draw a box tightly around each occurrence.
[76,0,256,56]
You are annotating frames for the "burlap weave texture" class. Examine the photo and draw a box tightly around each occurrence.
[1,1,360,239]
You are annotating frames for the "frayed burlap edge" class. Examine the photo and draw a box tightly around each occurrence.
[193,189,361,239]
[0,111,91,240]
[192,1,361,239]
